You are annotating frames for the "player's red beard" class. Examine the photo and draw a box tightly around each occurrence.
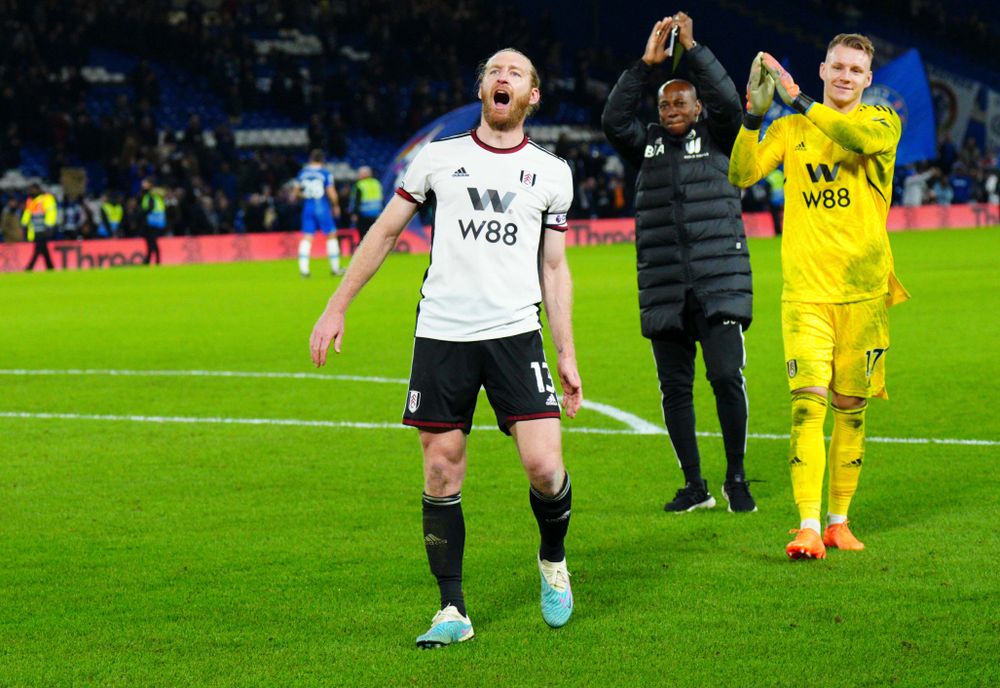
[482,88,533,131]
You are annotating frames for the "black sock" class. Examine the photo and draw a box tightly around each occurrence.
[529,473,572,562]
[422,492,466,616]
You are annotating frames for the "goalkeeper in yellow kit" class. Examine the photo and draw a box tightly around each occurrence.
[729,34,909,560]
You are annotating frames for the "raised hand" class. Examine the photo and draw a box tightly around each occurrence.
[746,52,776,115]
[641,17,674,66]
[761,52,801,105]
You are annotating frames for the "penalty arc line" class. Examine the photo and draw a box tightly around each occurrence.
[0,367,663,435]
[1,368,997,447]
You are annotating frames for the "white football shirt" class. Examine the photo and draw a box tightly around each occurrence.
[397,130,573,341]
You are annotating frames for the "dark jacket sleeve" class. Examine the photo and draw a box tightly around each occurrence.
[601,60,654,170]
[685,45,743,154]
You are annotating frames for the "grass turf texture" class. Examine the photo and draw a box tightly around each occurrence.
[1,227,998,686]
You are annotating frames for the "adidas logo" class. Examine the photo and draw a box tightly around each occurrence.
[789,456,803,466]
[545,509,571,523]
[452,167,469,177]
[424,534,448,547]
[794,141,807,151]
[545,393,558,407]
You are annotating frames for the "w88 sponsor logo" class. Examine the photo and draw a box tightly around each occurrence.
[458,219,519,245]
[801,162,851,208]
[802,188,851,208]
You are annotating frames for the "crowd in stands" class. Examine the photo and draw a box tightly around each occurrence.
[0,0,627,239]
[897,134,1000,207]
[0,0,997,245]
[796,0,1000,71]
[817,0,1000,73]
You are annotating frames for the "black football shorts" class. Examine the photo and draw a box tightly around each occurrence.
[402,330,562,435]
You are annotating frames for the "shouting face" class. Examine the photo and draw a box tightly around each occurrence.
[478,50,540,132]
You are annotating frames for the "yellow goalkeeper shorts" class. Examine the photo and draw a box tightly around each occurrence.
[782,297,890,399]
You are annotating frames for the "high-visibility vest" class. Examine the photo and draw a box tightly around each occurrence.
[101,202,123,229]
[353,177,384,217]
[21,193,57,241]
[765,168,785,205]
[141,192,167,228]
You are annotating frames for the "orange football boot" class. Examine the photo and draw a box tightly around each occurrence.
[786,528,827,560]
[823,522,865,550]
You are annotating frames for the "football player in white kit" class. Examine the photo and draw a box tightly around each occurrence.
[310,48,582,648]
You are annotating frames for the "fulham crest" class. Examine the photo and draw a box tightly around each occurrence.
[407,390,422,413]
[520,170,537,187]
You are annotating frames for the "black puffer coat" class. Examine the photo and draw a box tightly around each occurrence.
[602,45,753,338]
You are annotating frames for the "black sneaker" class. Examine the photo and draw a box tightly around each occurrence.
[722,478,758,513]
[664,479,716,512]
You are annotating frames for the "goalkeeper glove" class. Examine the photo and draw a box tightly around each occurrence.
[746,52,775,116]
[761,52,814,114]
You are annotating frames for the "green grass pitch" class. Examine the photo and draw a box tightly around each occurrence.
[1,227,998,686]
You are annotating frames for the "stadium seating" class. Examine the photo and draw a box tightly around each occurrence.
[5,0,997,205]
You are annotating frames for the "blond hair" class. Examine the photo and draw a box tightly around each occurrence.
[827,34,875,64]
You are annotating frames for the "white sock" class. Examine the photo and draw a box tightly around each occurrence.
[800,518,822,534]
[828,513,848,526]
[326,237,340,272]
[298,238,312,274]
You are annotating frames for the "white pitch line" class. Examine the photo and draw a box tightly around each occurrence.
[0,367,659,435]
[1,411,998,447]
[1,368,998,447]
[580,398,663,435]
[0,368,409,385]
[0,411,640,435]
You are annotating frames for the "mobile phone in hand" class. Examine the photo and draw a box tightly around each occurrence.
[665,26,679,56]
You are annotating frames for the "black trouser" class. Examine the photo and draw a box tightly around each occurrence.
[142,228,161,265]
[26,231,53,271]
[769,205,783,235]
[651,293,748,484]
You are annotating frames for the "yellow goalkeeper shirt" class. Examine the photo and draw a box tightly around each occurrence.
[730,102,909,305]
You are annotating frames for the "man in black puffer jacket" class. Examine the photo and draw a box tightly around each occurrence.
[602,12,756,513]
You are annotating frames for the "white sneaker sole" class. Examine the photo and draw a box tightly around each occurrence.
[666,496,716,512]
[722,487,758,513]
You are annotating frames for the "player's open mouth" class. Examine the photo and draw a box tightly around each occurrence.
[493,90,511,106]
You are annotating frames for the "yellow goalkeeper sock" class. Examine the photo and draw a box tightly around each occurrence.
[788,392,828,524]
[828,402,867,518]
